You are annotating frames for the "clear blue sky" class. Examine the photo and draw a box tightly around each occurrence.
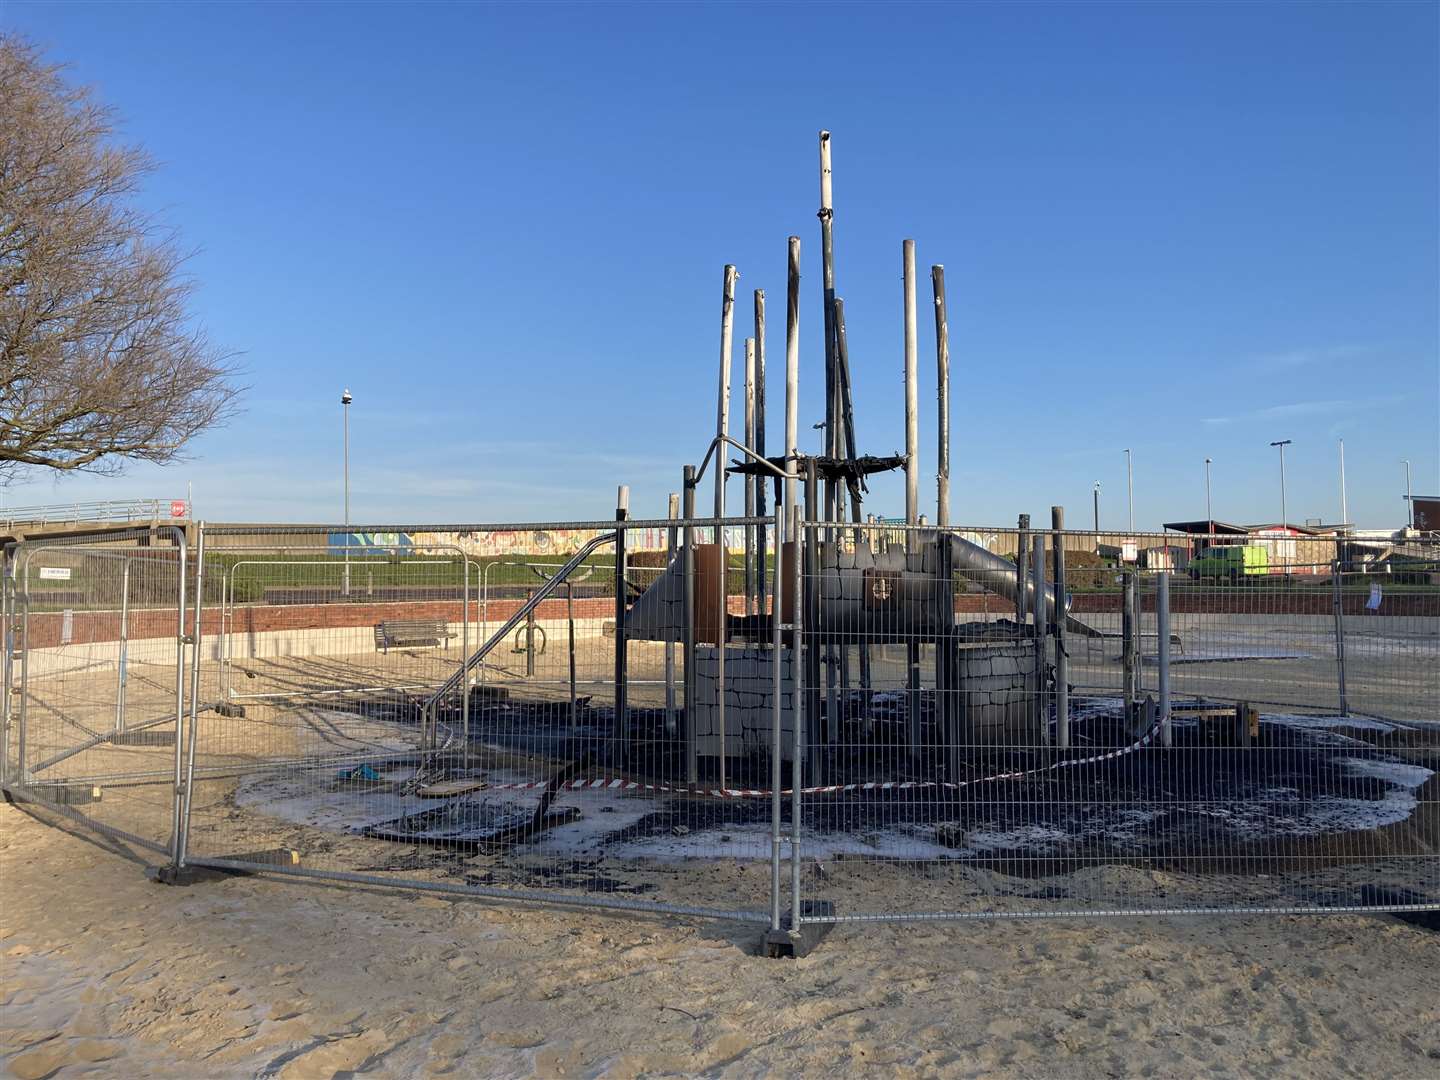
[5,1,1437,529]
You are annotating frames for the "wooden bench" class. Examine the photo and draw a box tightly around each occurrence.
[374,619,456,653]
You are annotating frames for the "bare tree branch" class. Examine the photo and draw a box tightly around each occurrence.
[0,34,241,481]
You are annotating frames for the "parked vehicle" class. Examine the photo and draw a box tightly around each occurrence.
[1189,544,1268,582]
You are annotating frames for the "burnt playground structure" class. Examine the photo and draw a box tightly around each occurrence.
[3,134,1437,954]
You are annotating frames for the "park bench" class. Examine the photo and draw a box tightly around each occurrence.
[374,619,456,653]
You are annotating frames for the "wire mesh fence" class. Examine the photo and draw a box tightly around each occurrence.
[793,522,1439,927]
[2,528,189,857]
[2,518,1435,943]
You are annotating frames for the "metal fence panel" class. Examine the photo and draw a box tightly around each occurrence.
[178,518,783,923]
[2,531,188,856]
[794,523,1439,926]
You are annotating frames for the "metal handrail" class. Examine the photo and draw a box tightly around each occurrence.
[0,499,184,530]
[420,530,619,721]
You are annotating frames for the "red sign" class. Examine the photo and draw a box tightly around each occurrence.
[170,500,188,518]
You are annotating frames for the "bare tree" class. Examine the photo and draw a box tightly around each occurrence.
[0,35,239,479]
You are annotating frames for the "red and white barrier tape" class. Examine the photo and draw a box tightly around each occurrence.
[472,717,1165,801]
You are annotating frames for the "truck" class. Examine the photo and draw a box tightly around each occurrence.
[1188,544,1268,582]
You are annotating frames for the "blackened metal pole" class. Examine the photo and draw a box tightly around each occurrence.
[785,237,801,527]
[932,264,950,527]
[682,466,698,784]
[614,486,630,766]
[744,337,757,614]
[833,297,863,528]
[818,130,837,526]
[1051,507,1069,749]
[755,290,768,614]
[903,241,919,541]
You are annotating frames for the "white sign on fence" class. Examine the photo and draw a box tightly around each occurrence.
[38,566,72,581]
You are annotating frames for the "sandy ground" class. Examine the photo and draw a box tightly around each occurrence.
[3,802,1439,1080]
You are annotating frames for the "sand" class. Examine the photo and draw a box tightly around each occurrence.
[3,801,1439,1079]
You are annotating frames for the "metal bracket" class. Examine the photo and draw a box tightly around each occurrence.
[763,900,835,958]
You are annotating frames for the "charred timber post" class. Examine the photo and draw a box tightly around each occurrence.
[716,265,737,520]
[818,130,837,526]
[833,297,863,530]
[784,238,801,527]
[903,240,920,550]
[754,289,768,613]
[932,265,951,527]
[1031,532,1047,743]
[744,337,757,614]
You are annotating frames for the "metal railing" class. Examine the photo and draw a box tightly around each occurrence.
[0,499,187,531]
[2,518,1434,952]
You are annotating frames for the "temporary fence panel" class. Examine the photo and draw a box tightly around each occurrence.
[2,530,189,857]
[792,523,1439,928]
[177,518,783,924]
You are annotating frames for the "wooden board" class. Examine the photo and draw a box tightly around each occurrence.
[414,778,489,799]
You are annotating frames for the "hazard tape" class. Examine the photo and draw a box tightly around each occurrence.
[467,717,1165,801]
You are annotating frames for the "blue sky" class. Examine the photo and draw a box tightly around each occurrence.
[4,1,1436,529]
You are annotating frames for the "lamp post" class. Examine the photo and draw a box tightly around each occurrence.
[1124,448,1134,533]
[1270,440,1291,530]
[1402,458,1413,528]
[1339,439,1348,527]
[1093,481,1101,535]
[342,388,352,596]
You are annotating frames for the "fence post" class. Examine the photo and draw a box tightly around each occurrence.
[1122,569,1137,725]
[1015,514,1030,627]
[177,522,206,867]
[1052,507,1069,749]
[114,558,131,734]
[1032,533,1047,741]
[614,486,629,768]
[683,467,697,784]
[665,494,680,736]
[1157,571,1172,748]
[790,504,805,931]
[168,528,189,870]
[1332,558,1349,716]
[769,503,785,934]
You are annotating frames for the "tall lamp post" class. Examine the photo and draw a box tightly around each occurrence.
[1339,439,1348,528]
[342,389,352,596]
[1092,481,1101,535]
[1123,448,1134,534]
[1204,457,1213,533]
[1402,458,1413,528]
[1270,440,1291,530]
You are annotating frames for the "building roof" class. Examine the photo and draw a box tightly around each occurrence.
[1161,520,1250,535]
[1163,520,1334,537]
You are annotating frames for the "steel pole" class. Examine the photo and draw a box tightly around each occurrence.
[784,237,801,525]
[903,240,919,538]
[818,131,838,524]
[1125,448,1134,534]
[932,264,950,527]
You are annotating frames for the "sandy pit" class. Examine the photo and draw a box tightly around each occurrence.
[3,799,1440,1079]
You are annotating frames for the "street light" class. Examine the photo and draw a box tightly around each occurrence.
[1339,439,1348,528]
[1123,448,1134,534]
[1093,481,1101,535]
[1204,457,1213,533]
[1402,458,1413,528]
[1269,440,1292,530]
[342,389,352,596]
